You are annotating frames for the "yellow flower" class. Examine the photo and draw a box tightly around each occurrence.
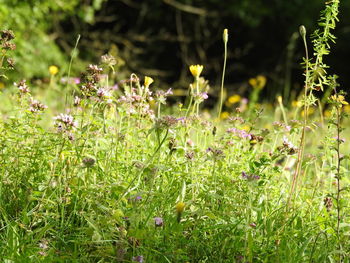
[249,75,266,90]
[176,202,185,214]
[0,82,5,89]
[344,105,350,113]
[189,65,203,78]
[256,75,267,89]
[301,107,315,117]
[277,96,282,104]
[228,94,241,104]
[49,65,59,76]
[324,110,332,118]
[144,76,154,88]
[249,78,257,87]
[292,100,303,108]
[220,111,229,119]
[331,94,348,105]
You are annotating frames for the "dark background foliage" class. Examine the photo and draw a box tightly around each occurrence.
[2,0,350,101]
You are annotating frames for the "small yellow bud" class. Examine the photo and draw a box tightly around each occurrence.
[49,65,59,76]
[223,28,228,43]
[175,202,185,214]
[277,96,283,104]
[189,65,204,78]
[144,76,154,88]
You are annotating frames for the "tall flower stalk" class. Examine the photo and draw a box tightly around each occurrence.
[218,29,228,119]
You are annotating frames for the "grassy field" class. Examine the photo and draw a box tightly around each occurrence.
[1,1,350,262]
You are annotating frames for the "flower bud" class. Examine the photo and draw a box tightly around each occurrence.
[223,28,228,43]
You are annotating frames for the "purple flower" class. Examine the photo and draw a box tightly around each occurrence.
[227,128,252,139]
[132,255,144,263]
[241,171,260,181]
[154,217,164,227]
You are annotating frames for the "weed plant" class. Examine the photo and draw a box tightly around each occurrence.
[0,1,350,262]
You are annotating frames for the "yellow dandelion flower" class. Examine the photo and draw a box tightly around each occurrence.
[189,64,204,78]
[241,125,251,131]
[256,75,267,89]
[49,65,59,76]
[228,94,241,104]
[220,111,229,119]
[249,78,257,87]
[175,202,185,214]
[144,76,154,88]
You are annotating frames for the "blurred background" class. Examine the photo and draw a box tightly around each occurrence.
[1,0,350,104]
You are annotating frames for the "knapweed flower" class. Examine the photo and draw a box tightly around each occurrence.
[144,76,154,88]
[49,65,59,76]
[189,64,203,78]
[154,217,164,227]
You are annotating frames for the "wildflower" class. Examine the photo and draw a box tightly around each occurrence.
[87,64,103,74]
[227,94,241,105]
[154,217,164,227]
[101,54,116,67]
[249,75,266,90]
[96,88,111,99]
[54,114,77,132]
[6,58,15,68]
[176,202,185,222]
[1,29,15,41]
[49,65,59,76]
[14,80,30,94]
[241,172,260,181]
[292,100,303,108]
[29,99,47,113]
[324,197,332,212]
[189,64,204,78]
[220,111,229,120]
[73,96,81,106]
[206,147,224,160]
[330,94,348,105]
[132,255,144,263]
[144,76,154,88]
[227,127,252,140]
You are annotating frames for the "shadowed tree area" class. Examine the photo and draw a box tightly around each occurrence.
[1,0,350,102]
